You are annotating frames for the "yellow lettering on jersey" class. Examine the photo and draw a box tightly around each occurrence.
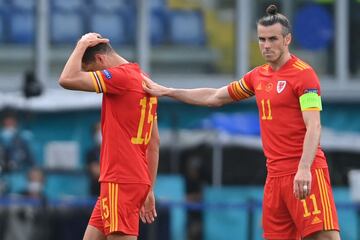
[131,97,147,144]
[145,97,157,144]
[310,194,321,215]
[261,99,272,120]
[302,194,321,218]
[101,197,110,219]
[301,199,311,217]
[132,97,157,145]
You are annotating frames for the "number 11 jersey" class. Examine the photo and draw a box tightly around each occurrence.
[228,55,328,177]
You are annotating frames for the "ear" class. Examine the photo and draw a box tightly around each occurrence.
[94,53,106,65]
[284,33,292,46]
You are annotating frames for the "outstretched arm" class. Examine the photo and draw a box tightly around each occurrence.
[143,75,234,107]
[140,119,160,224]
[59,33,109,91]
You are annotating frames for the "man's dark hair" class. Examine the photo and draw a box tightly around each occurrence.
[82,43,114,65]
[257,4,291,36]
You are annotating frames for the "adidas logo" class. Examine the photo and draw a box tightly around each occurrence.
[311,216,322,225]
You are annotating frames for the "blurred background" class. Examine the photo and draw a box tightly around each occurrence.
[0,0,359,239]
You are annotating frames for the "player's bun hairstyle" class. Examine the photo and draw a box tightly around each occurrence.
[266,4,278,15]
[82,43,114,65]
[257,4,291,36]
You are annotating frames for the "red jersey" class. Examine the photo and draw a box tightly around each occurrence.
[228,55,327,176]
[90,63,157,185]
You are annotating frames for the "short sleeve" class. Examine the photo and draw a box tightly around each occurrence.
[90,64,141,95]
[227,71,255,101]
[293,68,323,111]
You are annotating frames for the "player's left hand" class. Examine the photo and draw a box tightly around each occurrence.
[293,167,312,200]
[140,190,157,224]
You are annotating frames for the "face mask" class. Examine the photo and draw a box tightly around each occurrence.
[95,131,102,145]
[28,181,43,194]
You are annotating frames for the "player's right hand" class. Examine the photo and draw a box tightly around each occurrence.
[142,74,169,97]
[78,32,109,48]
[293,167,312,200]
[140,190,157,224]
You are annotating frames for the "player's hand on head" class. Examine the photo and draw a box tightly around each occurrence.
[140,190,157,224]
[78,32,109,47]
[142,73,168,97]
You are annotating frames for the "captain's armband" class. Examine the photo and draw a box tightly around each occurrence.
[299,92,322,111]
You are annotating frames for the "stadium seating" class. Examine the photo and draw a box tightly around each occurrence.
[91,0,133,12]
[50,0,88,44]
[0,12,4,43]
[52,0,84,11]
[89,12,128,45]
[150,0,166,10]
[51,11,85,44]
[124,9,168,46]
[91,0,134,45]
[8,10,35,44]
[150,10,168,45]
[6,0,35,44]
[149,0,168,45]
[11,0,35,11]
[168,10,206,45]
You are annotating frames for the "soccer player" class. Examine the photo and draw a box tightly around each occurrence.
[59,33,160,240]
[143,5,340,240]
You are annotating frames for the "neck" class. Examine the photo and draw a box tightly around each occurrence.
[108,53,129,67]
[269,52,291,71]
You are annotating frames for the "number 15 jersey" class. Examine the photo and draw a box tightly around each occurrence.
[228,55,328,177]
[90,63,157,185]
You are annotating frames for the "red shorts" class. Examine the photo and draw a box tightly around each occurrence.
[262,168,339,239]
[88,182,150,236]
